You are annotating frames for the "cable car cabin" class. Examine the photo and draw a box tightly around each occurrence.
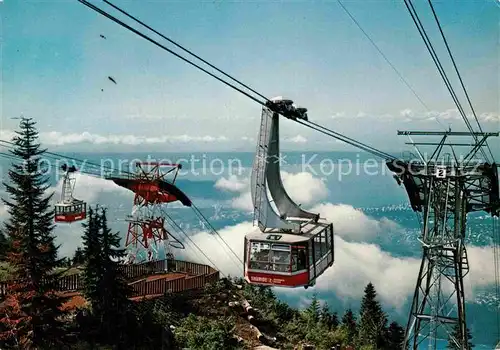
[54,200,87,223]
[244,221,334,288]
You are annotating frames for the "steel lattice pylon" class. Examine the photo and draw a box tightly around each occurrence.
[123,162,183,264]
[387,130,499,350]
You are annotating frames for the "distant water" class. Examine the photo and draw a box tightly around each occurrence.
[0,151,497,348]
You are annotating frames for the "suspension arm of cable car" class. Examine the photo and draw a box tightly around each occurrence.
[243,102,336,289]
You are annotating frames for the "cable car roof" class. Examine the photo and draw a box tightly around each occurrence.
[55,199,86,206]
[246,220,331,243]
[107,177,192,207]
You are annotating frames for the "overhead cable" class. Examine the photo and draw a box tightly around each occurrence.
[402,0,489,161]
[336,0,431,113]
[77,0,267,108]
[300,119,396,160]
[426,0,495,162]
[0,141,240,274]
[163,211,228,277]
[192,204,243,266]
[77,0,395,161]
[102,0,271,104]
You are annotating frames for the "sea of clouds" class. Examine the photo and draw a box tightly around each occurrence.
[0,169,494,314]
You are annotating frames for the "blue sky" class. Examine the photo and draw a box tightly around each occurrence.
[1,0,498,153]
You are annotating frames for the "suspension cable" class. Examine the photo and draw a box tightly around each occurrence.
[163,211,228,277]
[298,120,396,160]
[426,0,495,162]
[0,141,241,274]
[403,0,489,162]
[102,0,271,104]
[0,139,125,175]
[76,0,397,161]
[336,0,432,114]
[77,0,267,108]
[191,204,243,266]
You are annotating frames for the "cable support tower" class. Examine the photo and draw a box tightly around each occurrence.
[388,130,499,350]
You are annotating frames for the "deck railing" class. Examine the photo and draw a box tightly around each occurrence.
[0,259,219,298]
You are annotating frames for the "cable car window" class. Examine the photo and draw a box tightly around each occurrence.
[291,245,307,272]
[249,242,271,270]
[250,242,271,260]
[271,263,290,273]
[270,244,291,272]
[321,229,327,255]
[291,249,298,271]
[271,249,289,264]
[325,228,330,250]
[309,241,314,267]
[327,226,333,249]
[314,235,321,262]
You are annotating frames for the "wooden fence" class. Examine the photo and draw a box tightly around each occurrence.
[0,259,219,298]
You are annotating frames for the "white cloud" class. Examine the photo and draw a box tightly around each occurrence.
[214,175,249,193]
[0,129,231,146]
[284,135,307,144]
[216,171,328,212]
[0,130,16,141]
[400,109,413,119]
[179,221,252,277]
[400,109,500,125]
[280,172,328,206]
[177,217,498,309]
[331,112,346,120]
[0,171,496,310]
[326,109,500,126]
[232,191,253,212]
[312,238,421,308]
[480,113,500,123]
[310,203,401,242]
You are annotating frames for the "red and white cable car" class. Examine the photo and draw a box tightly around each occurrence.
[244,103,334,288]
[245,223,334,288]
[54,164,87,223]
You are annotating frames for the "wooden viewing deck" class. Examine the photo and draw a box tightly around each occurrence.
[0,259,220,308]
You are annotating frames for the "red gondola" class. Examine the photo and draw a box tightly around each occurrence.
[54,165,87,223]
[244,222,334,288]
[244,104,335,288]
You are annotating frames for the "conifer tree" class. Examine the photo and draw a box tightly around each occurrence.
[446,323,474,349]
[98,207,132,344]
[304,293,321,326]
[319,302,338,330]
[386,321,405,349]
[0,231,9,259]
[357,282,388,348]
[81,206,102,315]
[341,308,357,345]
[82,206,133,345]
[72,246,85,266]
[0,117,68,347]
